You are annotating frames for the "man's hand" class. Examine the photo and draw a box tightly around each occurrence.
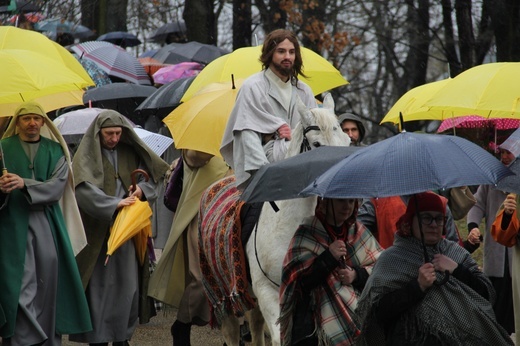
[277,124,291,140]
[0,173,24,194]
[467,228,481,245]
[503,193,517,215]
[117,196,136,209]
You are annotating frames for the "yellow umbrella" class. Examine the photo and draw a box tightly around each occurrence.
[380,79,451,125]
[181,45,348,102]
[0,49,93,116]
[164,78,243,157]
[106,169,152,265]
[0,26,94,85]
[424,62,520,119]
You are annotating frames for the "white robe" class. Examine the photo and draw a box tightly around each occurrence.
[220,69,316,190]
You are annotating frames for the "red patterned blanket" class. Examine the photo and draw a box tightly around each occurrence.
[198,175,256,326]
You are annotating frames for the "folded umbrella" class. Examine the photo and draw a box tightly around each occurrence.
[106,169,152,266]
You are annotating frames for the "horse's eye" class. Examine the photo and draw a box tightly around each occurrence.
[313,142,321,147]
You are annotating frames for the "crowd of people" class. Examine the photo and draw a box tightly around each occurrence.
[0,27,519,346]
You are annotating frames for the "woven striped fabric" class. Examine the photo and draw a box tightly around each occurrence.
[198,175,256,326]
[71,41,151,85]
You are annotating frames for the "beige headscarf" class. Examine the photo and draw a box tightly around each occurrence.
[2,101,87,255]
[72,109,169,189]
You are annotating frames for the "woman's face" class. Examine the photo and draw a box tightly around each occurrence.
[323,198,356,226]
[411,211,444,245]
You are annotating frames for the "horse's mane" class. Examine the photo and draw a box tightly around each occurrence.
[287,106,346,157]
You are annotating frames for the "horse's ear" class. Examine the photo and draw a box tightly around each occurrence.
[322,93,335,112]
[296,95,313,127]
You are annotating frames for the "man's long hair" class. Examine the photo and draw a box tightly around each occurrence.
[259,29,307,83]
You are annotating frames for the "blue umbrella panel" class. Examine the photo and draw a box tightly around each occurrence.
[301,132,513,199]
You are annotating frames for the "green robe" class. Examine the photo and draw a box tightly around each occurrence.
[0,135,91,338]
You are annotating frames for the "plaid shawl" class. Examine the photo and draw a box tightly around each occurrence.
[279,215,382,346]
[198,175,256,326]
[355,234,513,345]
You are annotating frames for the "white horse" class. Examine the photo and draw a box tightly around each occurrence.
[199,94,350,346]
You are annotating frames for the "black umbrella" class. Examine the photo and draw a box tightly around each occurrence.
[240,146,361,203]
[152,41,229,65]
[147,21,187,44]
[97,31,142,48]
[135,76,195,119]
[83,83,157,126]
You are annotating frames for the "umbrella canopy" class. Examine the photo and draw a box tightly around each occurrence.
[34,18,95,39]
[380,79,451,125]
[136,76,195,119]
[152,62,203,85]
[77,58,112,87]
[181,45,348,101]
[138,57,168,79]
[163,78,243,157]
[147,21,187,43]
[0,26,94,84]
[152,41,229,65]
[0,0,41,13]
[97,31,141,48]
[8,12,44,24]
[71,41,151,85]
[437,115,520,133]
[498,127,520,157]
[0,49,94,116]
[241,146,361,203]
[82,83,157,125]
[423,62,520,120]
[301,132,513,199]
[53,107,173,156]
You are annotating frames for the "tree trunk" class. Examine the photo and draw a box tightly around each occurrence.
[184,0,216,44]
[233,0,252,49]
[489,0,520,62]
[81,0,127,36]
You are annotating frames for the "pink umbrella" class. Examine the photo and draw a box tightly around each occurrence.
[152,62,203,85]
[437,115,520,133]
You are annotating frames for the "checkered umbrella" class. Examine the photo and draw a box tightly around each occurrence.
[301,132,513,199]
[71,41,151,85]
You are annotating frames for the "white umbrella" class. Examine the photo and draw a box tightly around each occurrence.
[53,108,173,156]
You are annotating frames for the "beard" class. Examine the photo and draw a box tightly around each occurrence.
[271,60,293,77]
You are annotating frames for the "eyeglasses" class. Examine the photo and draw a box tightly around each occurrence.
[419,214,445,226]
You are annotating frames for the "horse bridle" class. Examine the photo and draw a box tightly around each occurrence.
[254,124,322,288]
[300,125,321,153]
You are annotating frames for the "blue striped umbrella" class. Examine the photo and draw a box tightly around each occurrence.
[301,132,513,199]
[71,41,151,85]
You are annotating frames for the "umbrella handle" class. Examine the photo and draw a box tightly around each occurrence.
[130,169,149,192]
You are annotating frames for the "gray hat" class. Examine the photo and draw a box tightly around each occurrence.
[338,112,366,143]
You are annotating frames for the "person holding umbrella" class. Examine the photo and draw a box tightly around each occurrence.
[278,197,382,345]
[0,101,92,345]
[69,110,169,346]
[220,29,318,191]
[356,191,512,346]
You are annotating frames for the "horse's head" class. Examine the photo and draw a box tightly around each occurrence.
[287,94,351,158]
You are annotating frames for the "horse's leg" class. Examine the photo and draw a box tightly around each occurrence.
[221,314,241,346]
[251,280,281,345]
[245,306,266,346]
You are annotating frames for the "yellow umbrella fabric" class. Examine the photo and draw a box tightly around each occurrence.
[0,49,93,116]
[424,62,520,119]
[380,79,451,124]
[106,199,152,266]
[181,45,348,102]
[0,26,94,85]
[163,79,243,157]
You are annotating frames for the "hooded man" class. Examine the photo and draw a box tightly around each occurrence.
[0,101,91,345]
[338,113,366,146]
[70,110,169,346]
